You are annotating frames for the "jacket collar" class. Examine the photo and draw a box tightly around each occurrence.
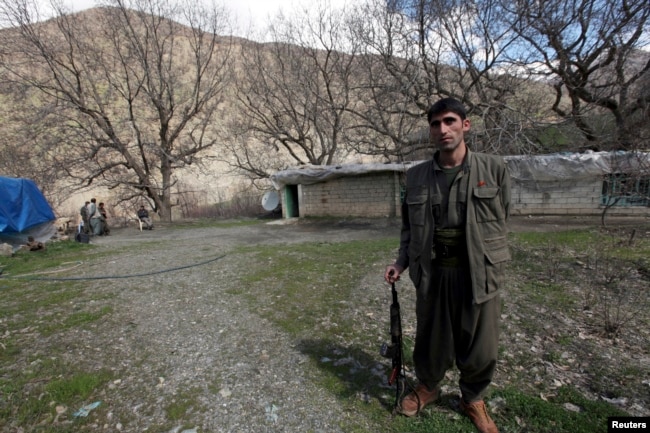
[432,147,473,173]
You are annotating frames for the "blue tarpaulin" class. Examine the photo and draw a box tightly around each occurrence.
[0,176,55,234]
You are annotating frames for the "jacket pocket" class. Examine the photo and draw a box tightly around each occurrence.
[484,236,510,293]
[406,186,428,226]
[405,187,428,259]
[473,186,504,223]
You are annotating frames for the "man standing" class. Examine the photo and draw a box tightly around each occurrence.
[88,198,102,236]
[79,201,90,234]
[384,98,510,433]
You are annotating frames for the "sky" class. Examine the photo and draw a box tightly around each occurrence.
[48,0,349,37]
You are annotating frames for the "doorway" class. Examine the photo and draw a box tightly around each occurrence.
[284,185,299,217]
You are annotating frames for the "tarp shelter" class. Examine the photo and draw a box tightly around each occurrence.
[0,176,56,248]
[269,152,650,189]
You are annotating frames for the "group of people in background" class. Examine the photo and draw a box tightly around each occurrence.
[79,198,110,236]
[79,200,154,235]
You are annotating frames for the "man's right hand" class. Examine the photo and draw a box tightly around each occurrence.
[384,264,404,284]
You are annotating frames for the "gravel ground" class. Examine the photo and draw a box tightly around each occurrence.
[53,218,404,433]
[9,215,648,432]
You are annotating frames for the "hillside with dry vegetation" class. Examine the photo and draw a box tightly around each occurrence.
[0,0,647,219]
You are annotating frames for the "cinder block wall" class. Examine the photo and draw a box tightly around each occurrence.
[283,171,648,218]
[510,178,649,216]
[299,172,400,218]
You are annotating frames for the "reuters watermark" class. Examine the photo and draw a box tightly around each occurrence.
[608,417,649,432]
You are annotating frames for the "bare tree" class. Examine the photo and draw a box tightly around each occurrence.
[348,0,650,158]
[227,2,361,180]
[344,1,431,161]
[346,0,558,160]
[504,0,650,150]
[0,0,233,220]
[0,85,56,195]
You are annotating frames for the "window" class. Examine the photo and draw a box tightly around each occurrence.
[601,173,650,207]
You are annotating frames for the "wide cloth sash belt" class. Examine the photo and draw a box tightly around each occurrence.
[433,228,467,267]
[434,243,465,258]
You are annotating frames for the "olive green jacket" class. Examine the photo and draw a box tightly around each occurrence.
[396,149,511,304]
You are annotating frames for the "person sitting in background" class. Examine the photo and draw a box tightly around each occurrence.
[25,236,45,251]
[137,205,154,230]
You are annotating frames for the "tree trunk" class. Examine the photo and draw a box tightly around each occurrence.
[159,160,173,222]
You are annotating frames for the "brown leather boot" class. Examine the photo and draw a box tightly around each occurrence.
[397,384,438,417]
[460,399,498,433]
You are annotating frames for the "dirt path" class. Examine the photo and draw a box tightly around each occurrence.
[61,218,403,433]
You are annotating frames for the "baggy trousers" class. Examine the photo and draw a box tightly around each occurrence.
[90,217,102,236]
[413,262,500,402]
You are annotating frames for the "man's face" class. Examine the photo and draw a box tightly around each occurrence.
[429,111,470,152]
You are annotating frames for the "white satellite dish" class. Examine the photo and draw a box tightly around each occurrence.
[261,191,280,211]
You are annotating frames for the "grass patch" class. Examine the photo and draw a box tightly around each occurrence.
[524,279,576,309]
[511,229,597,249]
[8,369,113,427]
[492,386,628,432]
[46,371,112,404]
[166,218,264,230]
[231,226,648,432]
[165,387,204,424]
[0,239,93,277]
[511,228,650,262]
[0,240,118,429]
[236,238,395,339]
[63,306,113,327]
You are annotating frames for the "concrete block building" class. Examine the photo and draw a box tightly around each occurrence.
[270,152,650,219]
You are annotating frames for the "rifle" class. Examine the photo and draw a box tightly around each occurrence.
[380,282,407,410]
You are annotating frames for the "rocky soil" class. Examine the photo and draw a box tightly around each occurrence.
[5,215,649,432]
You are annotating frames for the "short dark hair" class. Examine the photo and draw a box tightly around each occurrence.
[427,97,467,123]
